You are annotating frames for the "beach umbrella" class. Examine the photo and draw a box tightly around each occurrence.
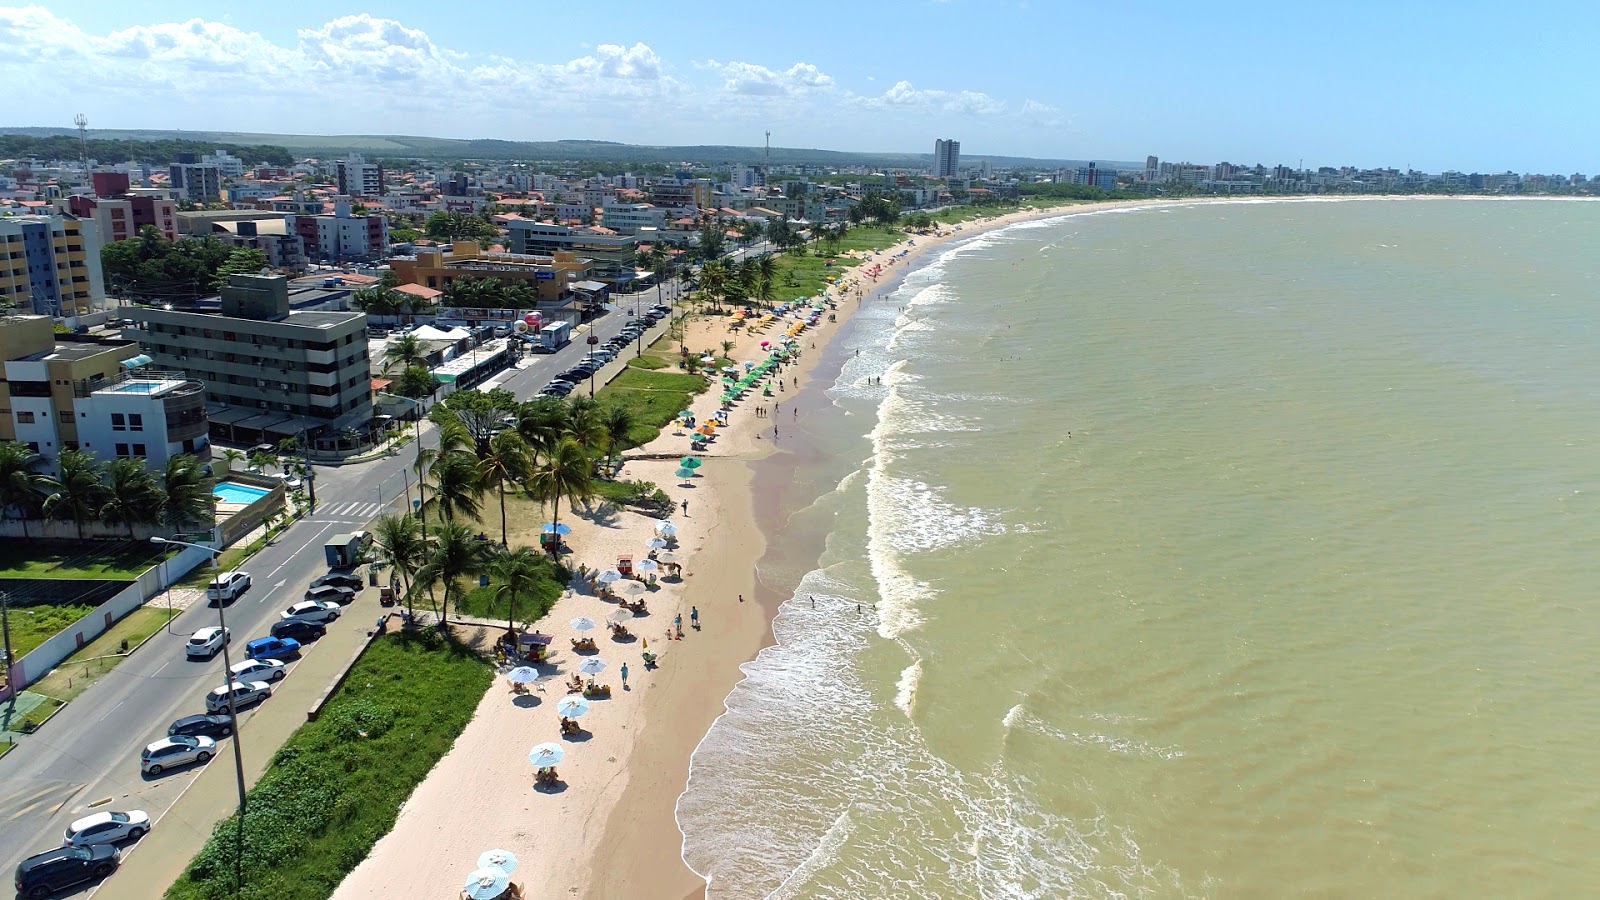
[596,569,623,584]
[507,666,540,684]
[647,537,668,549]
[700,355,717,364]
[656,521,678,536]
[676,467,695,482]
[655,551,681,565]
[613,579,647,596]
[569,616,598,632]
[679,409,692,419]
[556,696,591,718]
[634,558,659,573]
[528,742,565,767]
[760,341,770,348]
[722,366,739,375]
[679,456,702,469]
[744,361,755,369]
[477,849,519,876]
[607,609,635,625]
[577,657,608,675]
[464,867,511,900]
[541,522,571,535]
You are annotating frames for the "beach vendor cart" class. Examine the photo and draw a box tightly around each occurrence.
[517,632,553,664]
[617,555,635,578]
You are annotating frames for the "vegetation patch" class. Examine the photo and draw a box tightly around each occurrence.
[627,354,669,370]
[597,368,708,446]
[166,630,493,900]
[5,605,99,659]
[0,540,168,580]
[456,554,567,625]
[590,479,673,516]
[12,696,65,733]
[769,229,904,298]
[30,606,183,702]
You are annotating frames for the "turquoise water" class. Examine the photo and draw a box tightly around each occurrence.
[213,482,269,504]
[677,199,1600,897]
[110,381,163,393]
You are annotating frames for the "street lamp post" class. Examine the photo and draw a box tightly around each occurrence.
[150,536,248,895]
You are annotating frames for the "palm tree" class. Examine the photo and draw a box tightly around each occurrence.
[699,259,729,312]
[756,255,777,306]
[416,521,490,626]
[529,438,593,555]
[372,513,425,616]
[489,546,543,633]
[219,448,246,473]
[160,454,216,528]
[516,396,571,464]
[599,406,636,475]
[0,441,57,539]
[479,431,532,546]
[720,338,735,358]
[248,450,277,474]
[384,333,429,376]
[427,451,484,523]
[99,458,164,539]
[563,398,606,455]
[43,448,105,540]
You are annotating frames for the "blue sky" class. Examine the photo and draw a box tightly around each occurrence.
[4,1,1593,172]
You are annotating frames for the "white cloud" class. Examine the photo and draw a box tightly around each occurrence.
[698,59,836,96]
[875,80,1006,115]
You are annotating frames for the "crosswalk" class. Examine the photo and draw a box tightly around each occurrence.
[312,501,386,522]
[0,781,83,822]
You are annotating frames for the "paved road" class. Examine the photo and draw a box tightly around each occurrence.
[0,301,678,885]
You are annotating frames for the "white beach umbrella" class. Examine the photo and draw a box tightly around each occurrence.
[596,569,623,584]
[646,537,668,550]
[528,742,565,767]
[569,616,598,632]
[555,696,591,718]
[612,579,647,596]
[634,558,659,572]
[464,867,510,900]
[477,849,519,876]
[506,666,540,684]
[655,551,681,565]
[607,609,635,625]
[577,657,608,676]
[656,521,678,536]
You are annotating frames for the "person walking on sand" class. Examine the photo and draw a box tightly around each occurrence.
[691,606,700,630]
[674,612,682,632]
[682,498,689,516]
[620,662,629,688]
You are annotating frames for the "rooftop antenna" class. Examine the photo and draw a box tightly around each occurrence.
[74,113,88,177]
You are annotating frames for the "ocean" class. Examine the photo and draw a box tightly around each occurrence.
[676,198,1600,898]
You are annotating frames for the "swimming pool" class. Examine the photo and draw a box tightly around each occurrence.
[213,482,270,504]
[110,381,163,393]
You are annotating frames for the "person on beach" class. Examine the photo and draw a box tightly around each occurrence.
[674,612,682,631]
[620,662,629,688]
[811,595,815,608]
[681,498,689,516]
[739,593,745,603]
[691,606,700,629]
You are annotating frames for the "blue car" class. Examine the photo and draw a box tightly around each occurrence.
[245,636,301,661]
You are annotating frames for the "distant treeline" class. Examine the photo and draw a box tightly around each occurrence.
[1017,183,1146,201]
[0,135,294,167]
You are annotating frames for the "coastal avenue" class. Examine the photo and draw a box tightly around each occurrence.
[0,291,680,881]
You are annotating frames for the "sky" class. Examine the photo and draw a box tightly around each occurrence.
[4,1,1595,173]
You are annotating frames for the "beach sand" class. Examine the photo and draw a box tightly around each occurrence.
[329,199,1164,900]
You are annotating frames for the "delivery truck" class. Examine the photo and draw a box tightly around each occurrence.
[324,531,368,569]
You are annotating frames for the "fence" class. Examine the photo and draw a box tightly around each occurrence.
[2,543,212,699]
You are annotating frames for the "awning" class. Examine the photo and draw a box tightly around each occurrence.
[572,281,607,292]
[120,354,152,369]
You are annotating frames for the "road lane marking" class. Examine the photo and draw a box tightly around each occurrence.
[92,700,125,725]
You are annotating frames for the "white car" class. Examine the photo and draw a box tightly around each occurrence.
[280,600,340,623]
[64,810,151,847]
[141,735,214,775]
[205,680,272,714]
[185,626,230,659]
[229,658,287,683]
[205,571,251,603]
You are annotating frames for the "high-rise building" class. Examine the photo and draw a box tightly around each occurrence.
[336,154,386,197]
[0,215,105,319]
[934,139,961,178]
[1145,156,1159,181]
[169,162,223,203]
[1072,164,1117,190]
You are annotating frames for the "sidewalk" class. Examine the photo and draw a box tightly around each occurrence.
[96,591,389,899]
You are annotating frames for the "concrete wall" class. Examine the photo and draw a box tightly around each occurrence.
[0,519,173,541]
[3,543,211,697]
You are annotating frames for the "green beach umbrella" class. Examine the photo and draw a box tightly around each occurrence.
[680,456,702,469]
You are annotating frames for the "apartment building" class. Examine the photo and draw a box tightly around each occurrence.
[169,161,223,203]
[55,171,179,241]
[209,219,308,272]
[647,180,713,212]
[287,198,389,262]
[390,241,593,303]
[120,274,372,445]
[336,154,386,197]
[934,139,961,178]
[505,220,636,280]
[0,315,208,469]
[0,214,106,320]
[599,201,666,235]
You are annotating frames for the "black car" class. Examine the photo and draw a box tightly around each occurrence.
[269,617,326,643]
[167,714,233,739]
[310,572,363,591]
[540,384,574,397]
[650,305,673,315]
[14,845,119,898]
[529,344,557,354]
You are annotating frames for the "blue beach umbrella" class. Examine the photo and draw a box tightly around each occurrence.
[507,666,539,684]
[528,742,565,767]
[556,696,591,718]
[676,467,695,481]
[541,522,571,535]
[477,849,519,875]
[464,867,510,900]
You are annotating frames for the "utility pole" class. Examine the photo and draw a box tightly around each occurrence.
[1,591,12,691]
[74,113,88,180]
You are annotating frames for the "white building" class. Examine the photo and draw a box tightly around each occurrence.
[336,154,386,197]
[729,164,767,190]
[74,370,211,467]
[934,139,961,178]
[202,149,246,178]
[600,201,666,235]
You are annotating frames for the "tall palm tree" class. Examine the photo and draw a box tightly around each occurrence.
[529,438,593,555]
[160,454,216,528]
[756,254,777,306]
[416,521,490,626]
[516,396,571,465]
[371,513,425,617]
[219,448,246,473]
[427,450,484,524]
[384,333,429,375]
[489,546,543,633]
[0,441,58,539]
[43,448,105,540]
[699,259,729,312]
[599,406,636,474]
[563,397,606,454]
[248,450,277,474]
[479,431,532,546]
[99,458,164,539]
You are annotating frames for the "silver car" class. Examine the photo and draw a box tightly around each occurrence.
[205,680,272,714]
[64,810,151,847]
[141,736,215,775]
[280,600,340,623]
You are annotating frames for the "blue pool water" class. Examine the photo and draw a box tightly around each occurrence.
[110,381,163,393]
[213,482,269,504]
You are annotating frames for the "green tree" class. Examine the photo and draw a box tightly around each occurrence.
[371,513,426,617]
[426,451,484,524]
[440,388,520,457]
[529,438,593,556]
[160,454,216,528]
[212,247,270,288]
[0,441,57,538]
[598,405,636,474]
[219,448,246,472]
[479,431,532,547]
[488,546,544,633]
[43,449,107,540]
[396,366,438,400]
[383,334,429,375]
[698,223,727,260]
[99,458,164,539]
[755,255,777,306]
[416,521,490,626]
[515,396,573,465]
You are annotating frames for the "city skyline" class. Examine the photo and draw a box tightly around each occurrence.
[4,1,1596,173]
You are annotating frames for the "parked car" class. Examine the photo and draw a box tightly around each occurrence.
[281,600,340,624]
[529,344,557,354]
[270,617,326,643]
[204,681,271,715]
[229,658,287,682]
[538,385,573,398]
[245,636,302,660]
[650,305,673,315]
[13,845,119,897]
[63,810,151,847]
[141,735,215,775]
[167,714,233,739]
[184,626,230,659]
[205,571,251,603]
[309,572,363,591]
[304,584,357,605]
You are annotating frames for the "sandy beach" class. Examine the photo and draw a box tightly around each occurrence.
[330,198,1168,900]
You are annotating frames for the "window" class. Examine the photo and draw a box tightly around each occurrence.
[111,412,125,431]
[133,444,147,457]
[25,442,38,453]
[15,411,34,424]
[58,410,71,423]
[128,413,143,431]
[115,443,129,457]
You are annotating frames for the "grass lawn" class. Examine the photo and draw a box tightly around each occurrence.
[627,354,669,370]
[457,553,566,626]
[166,630,494,900]
[13,696,64,732]
[0,740,13,759]
[30,606,183,702]
[597,367,709,446]
[6,605,98,659]
[0,540,169,580]
[770,228,905,298]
